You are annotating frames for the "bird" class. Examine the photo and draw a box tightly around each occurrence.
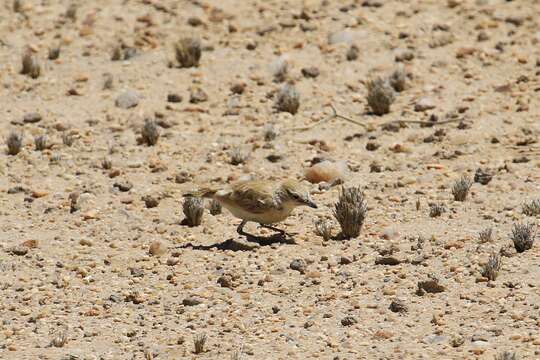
[185,179,317,236]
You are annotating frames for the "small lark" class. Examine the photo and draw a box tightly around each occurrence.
[185,179,317,236]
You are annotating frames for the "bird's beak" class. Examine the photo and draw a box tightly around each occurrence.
[306,200,318,209]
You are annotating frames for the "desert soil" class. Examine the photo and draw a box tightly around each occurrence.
[1,0,540,359]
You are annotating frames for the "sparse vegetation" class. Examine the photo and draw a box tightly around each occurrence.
[141,119,160,146]
[62,133,74,147]
[175,37,201,68]
[274,84,300,114]
[522,198,540,216]
[452,176,472,201]
[272,57,288,82]
[314,219,333,241]
[333,186,367,239]
[48,46,60,60]
[21,50,41,78]
[229,146,249,165]
[193,333,207,354]
[429,203,446,217]
[183,197,204,227]
[6,132,23,155]
[494,351,519,360]
[510,223,536,253]
[101,157,112,170]
[346,44,359,61]
[366,77,395,115]
[263,124,278,141]
[209,199,222,215]
[50,329,68,348]
[231,344,244,360]
[481,252,502,281]
[34,135,48,151]
[388,68,407,92]
[478,227,493,243]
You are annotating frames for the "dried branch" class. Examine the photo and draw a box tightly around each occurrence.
[287,104,464,132]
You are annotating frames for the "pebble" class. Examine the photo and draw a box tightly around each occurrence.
[113,180,133,192]
[301,67,320,78]
[414,97,436,112]
[217,275,235,289]
[341,316,357,326]
[290,259,307,274]
[142,195,160,208]
[375,256,401,266]
[148,241,166,256]
[7,246,28,256]
[328,31,353,45]
[389,299,408,313]
[167,93,182,103]
[182,296,203,306]
[23,112,42,123]
[417,280,445,295]
[189,88,208,103]
[304,160,348,184]
[115,90,140,109]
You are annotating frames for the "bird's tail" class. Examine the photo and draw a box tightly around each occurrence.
[183,187,217,199]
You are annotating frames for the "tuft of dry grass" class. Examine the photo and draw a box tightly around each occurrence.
[272,57,288,83]
[366,77,394,115]
[101,157,112,170]
[388,68,407,92]
[175,38,201,68]
[62,133,74,147]
[478,227,493,243]
[346,44,359,61]
[510,222,536,253]
[274,84,300,114]
[183,197,204,227]
[193,333,207,354]
[481,252,502,281]
[231,344,244,360]
[65,3,77,20]
[21,50,41,79]
[48,46,61,60]
[141,119,160,146]
[34,135,49,151]
[522,198,540,216]
[13,0,22,12]
[6,132,23,155]
[429,203,446,218]
[494,351,519,360]
[50,329,68,348]
[452,176,472,201]
[209,199,222,215]
[333,186,367,239]
[314,219,333,241]
[229,146,249,165]
[263,124,278,142]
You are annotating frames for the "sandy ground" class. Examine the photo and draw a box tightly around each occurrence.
[1,0,540,359]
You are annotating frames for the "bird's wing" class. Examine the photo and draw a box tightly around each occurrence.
[229,181,279,214]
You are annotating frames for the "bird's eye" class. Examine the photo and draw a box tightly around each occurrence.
[292,193,300,200]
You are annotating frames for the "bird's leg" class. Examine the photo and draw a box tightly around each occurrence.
[259,223,286,235]
[236,220,248,236]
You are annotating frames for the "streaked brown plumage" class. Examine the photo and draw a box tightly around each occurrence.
[185,179,317,235]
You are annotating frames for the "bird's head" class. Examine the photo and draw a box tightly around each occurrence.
[280,179,318,209]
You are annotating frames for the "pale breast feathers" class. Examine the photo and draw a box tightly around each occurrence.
[229,181,281,214]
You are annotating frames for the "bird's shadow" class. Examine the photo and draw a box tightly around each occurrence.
[178,232,295,252]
